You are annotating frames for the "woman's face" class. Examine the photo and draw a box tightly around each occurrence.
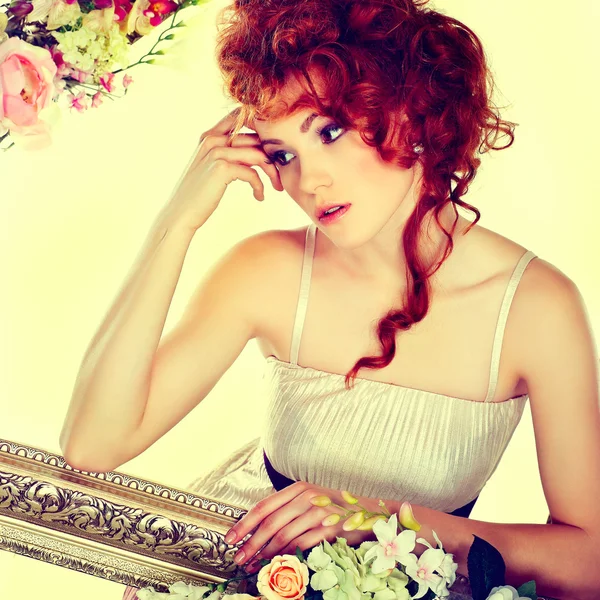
[251,100,424,248]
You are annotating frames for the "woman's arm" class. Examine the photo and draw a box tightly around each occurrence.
[59,109,283,474]
[59,214,196,470]
[227,263,600,600]
[365,266,600,600]
[59,214,274,473]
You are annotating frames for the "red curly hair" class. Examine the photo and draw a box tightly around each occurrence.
[214,0,517,390]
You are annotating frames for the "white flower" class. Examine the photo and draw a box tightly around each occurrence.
[372,588,396,600]
[416,530,458,589]
[136,582,221,600]
[82,4,117,35]
[402,549,446,599]
[0,12,8,44]
[363,513,418,573]
[25,0,82,30]
[385,568,411,600]
[307,545,346,591]
[51,21,130,77]
[308,545,334,571]
[322,568,362,600]
[486,585,529,600]
[435,553,458,588]
[173,584,220,600]
[364,526,450,599]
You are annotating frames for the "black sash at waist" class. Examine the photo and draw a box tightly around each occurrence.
[263,450,478,519]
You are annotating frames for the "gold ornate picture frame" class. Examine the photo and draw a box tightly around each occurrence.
[0,438,558,600]
[0,438,247,593]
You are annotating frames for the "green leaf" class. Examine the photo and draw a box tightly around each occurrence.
[516,580,538,600]
[295,545,305,562]
[467,535,506,600]
[259,558,270,566]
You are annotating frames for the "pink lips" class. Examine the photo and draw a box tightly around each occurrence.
[318,204,351,225]
[316,203,350,219]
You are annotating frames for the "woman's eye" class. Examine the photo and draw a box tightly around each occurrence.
[317,123,344,144]
[267,150,295,167]
[266,123,345,167]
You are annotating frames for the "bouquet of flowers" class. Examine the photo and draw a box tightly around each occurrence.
[136,492,540,600]
[0,0,209,151]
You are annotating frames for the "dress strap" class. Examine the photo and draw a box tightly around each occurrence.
[289,223,317,365]
[484,249,537,403]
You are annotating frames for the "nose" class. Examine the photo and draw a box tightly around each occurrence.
[296,154,333,196]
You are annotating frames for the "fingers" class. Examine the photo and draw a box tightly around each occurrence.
[227,482,309,546]
[273,528,339,567]
[242,507,329,568]
[244,528,362,575]
[205,160,264,201]
[198,132,284,195]
[200,106,242,142]
[232,489,327,566]
[197,107,285,195]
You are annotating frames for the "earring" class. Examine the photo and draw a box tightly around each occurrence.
[413,143,424,155]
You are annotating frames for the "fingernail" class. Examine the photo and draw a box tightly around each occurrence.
[234,550,245,563]
[225,531,236,544]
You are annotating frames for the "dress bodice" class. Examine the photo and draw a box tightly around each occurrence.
[187,223,536,515]
[260,223,535,513]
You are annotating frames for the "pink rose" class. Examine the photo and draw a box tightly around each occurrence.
[257,555,310,600]
[0,37,61,150]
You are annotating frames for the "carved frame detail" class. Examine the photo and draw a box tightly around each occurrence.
[0,439,248,592]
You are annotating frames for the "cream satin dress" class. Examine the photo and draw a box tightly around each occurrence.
[123,223,536,600]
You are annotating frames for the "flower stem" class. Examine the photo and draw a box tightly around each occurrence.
[68,81,121,100]
[0,130,14,151]
[112,6,189,75]
[215,567,261,593]
[333,498,390,521]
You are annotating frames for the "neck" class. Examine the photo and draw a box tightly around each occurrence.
[322,177,471,290]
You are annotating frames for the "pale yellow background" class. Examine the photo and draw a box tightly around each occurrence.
[1,0,599,596]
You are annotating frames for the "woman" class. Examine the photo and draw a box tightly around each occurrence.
[60,0,600,598]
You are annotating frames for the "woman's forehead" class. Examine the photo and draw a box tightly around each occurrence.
[250,69,328,127]
[252,107,317,133]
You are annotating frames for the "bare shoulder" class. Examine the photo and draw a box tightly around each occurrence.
[461,221,574,295]
[226,225,305,326]
[509,253,592,379]
[233,226,304,271]
[509,252,599,476]
[514,254,579,309]
[455,223,589,388]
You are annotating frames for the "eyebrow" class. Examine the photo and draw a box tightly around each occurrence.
[260,112,319,148]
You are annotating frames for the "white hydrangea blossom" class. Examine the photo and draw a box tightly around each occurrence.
[51,23,130,77]
[485,585,530,600]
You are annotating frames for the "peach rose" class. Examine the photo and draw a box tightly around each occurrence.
[0,37,61,150]
[257,555,310,600]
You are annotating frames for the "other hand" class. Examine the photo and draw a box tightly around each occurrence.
[224,481,377,573]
